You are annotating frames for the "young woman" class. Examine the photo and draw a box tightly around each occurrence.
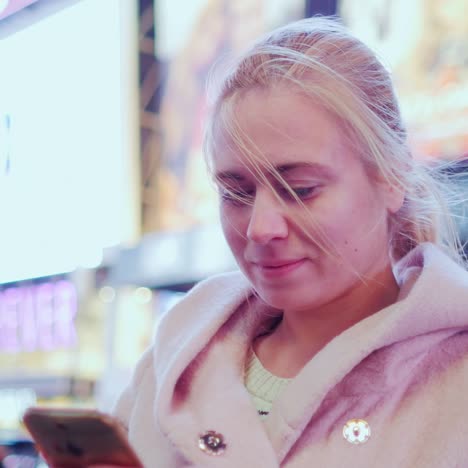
[112,16,468,467]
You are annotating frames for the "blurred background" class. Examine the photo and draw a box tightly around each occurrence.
[0,0,467,463]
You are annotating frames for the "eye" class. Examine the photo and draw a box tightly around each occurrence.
[279,186,318,201]
[292,187,316,198]
[219,187,255,207]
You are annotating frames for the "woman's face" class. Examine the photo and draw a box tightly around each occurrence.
[213,86,402,313]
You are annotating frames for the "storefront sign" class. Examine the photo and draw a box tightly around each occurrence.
[0,280,77,352]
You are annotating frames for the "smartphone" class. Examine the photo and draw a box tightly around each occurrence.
[23,406,143,468]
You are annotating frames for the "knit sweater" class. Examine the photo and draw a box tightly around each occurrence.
[113,243,468,467]
[244,348,291,419]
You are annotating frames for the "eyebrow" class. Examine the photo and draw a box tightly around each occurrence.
[215,162,334,182]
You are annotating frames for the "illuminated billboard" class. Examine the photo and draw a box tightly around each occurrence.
[0,0,139,283]
[339,0,468,160]
[144,0,306,232]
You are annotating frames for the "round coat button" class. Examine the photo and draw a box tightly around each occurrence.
[198,430,226,456]
[343,419,371,444]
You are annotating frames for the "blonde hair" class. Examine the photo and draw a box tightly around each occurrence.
[203,16,464,265]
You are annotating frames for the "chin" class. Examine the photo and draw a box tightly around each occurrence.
[254,286,315,312]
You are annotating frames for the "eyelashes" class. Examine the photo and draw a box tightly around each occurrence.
[220,188,254,206]
[283,187,316,199]
[219,185,319,207]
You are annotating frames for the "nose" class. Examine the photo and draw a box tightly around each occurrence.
[246,191,288,244]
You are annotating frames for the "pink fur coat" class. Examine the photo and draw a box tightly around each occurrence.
[113,243,468,467]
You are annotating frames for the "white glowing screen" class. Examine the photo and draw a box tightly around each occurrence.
[0,0,133,283]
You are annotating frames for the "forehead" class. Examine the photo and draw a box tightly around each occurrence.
[211,86,352,177]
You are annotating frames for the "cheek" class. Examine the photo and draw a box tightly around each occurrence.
[220,207,247,253]
[314,191,386,249]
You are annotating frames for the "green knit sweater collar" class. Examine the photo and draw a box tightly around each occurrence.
[244,347,292,419]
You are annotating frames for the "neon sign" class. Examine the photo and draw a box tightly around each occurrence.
[0,280,78,352]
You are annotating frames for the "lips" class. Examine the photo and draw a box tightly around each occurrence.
[250,258,307,278]
[255,259,304,268]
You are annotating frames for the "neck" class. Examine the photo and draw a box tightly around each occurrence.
[255,264,400,378]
